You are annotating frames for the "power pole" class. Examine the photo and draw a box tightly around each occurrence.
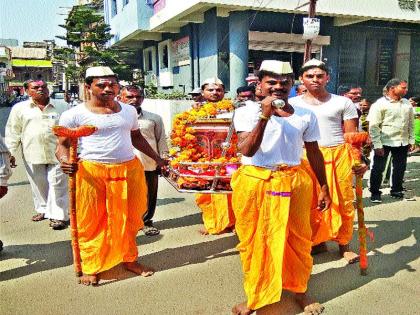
[303,0,317,62]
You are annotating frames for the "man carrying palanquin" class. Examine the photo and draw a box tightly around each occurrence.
[194,77,236,235]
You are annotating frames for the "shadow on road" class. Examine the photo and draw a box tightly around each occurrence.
[156,197,185,207]
[363,161,420,206]
[155,213,202,231]
[309,217,419,304]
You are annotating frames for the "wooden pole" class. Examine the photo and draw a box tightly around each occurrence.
[303,0,317,62]
[344,132,369,275]
[53,125,97,277]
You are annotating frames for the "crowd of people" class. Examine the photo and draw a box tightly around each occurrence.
[0,58,417,314]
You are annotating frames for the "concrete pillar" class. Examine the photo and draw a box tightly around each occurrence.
[229,11,249,98]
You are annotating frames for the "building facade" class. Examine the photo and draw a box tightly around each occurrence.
[0,46,14,103]
[106,0,420,99]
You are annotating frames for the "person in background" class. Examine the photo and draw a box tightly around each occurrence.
[296,84,308,96]
[118,85,168,236]
[368,79,414,202]
[0,135,14,252]
[338,84,363,110]
[5,80,69,230]
[236,85,255,102]
[409,96,420,155]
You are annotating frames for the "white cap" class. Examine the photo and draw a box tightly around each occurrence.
[201,77,224,88]
[189,87,202,95]
[85,66,115,78]
[259,60,293,75]
[245,74,258,83]
[301,58,325,68]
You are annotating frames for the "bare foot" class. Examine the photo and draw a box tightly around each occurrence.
[232,302,254,315]
[339,244,360,264]
[123,261,155,277]
[311,242,328,255]
[295,293,324,315]
[199,226,209,235]
[78,274,98,286]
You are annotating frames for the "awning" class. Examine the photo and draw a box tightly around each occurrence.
[12,59,52,68]
[249,31,330,53]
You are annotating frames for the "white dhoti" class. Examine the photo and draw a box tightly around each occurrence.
[23,159,69,221]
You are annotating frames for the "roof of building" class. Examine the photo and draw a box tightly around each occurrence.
[12,59,52,68]
[11,47,47,59]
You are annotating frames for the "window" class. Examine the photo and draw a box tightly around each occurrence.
[111,0,117,16]
[158,39,171,70]
[143,46,157,73]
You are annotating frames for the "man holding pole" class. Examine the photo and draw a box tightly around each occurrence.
[56,66,167,285]
[289,59,367,263]
[231,60,330,315]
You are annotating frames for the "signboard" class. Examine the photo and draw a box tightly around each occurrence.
[398,0,419,10]
[303,18,320,40]
[377,39,394,86]
[171,36,190,67]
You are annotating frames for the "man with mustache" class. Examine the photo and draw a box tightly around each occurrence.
[56,66,167,285]
[231,60,330,315]
[5,80,69,230]
[118,85,168,236]
[289,59,367,264]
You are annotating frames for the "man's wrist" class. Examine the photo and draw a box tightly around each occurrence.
[58,155,68,163]
[259,113,270,121]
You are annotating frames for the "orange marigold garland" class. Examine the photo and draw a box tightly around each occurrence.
[168,100,239,190]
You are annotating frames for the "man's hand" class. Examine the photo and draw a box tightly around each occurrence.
[260,96,278,117]
[10,156,17,168]
[156,157,169,169]
[374,148,384,156]
[353,163,368,176]
[317,185,331,211]
[0,186,8,199]
[60,160,78,175]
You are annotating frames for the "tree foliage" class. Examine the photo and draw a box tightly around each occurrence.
[54,4,134,82]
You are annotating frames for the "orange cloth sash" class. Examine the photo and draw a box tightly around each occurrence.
[76,158,147,275]
[195,193,235,234]
[303,144,355,246]
[231,165,316,310]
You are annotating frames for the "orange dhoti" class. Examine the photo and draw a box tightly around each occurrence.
[76,158,147,275]
[231,165,317,310]
[195,193,235,234]
[305,144,355,246]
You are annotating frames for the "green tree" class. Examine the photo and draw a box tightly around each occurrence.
[55,4,134,82]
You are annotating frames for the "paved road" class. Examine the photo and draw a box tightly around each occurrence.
[0,144,419,314]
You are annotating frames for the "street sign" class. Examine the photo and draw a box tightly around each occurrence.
[303,17,320,39]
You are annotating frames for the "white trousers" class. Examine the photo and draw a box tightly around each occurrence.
[23,160,69,221]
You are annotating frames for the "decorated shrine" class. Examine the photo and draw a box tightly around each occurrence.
[165,100,240,192]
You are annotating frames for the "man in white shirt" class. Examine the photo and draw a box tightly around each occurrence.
[231,60,330,315]
[118,85,168,236]
[5,80,69,230]
[57,66,167,286]
[289,59,367,264]
[368,78,414,202]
